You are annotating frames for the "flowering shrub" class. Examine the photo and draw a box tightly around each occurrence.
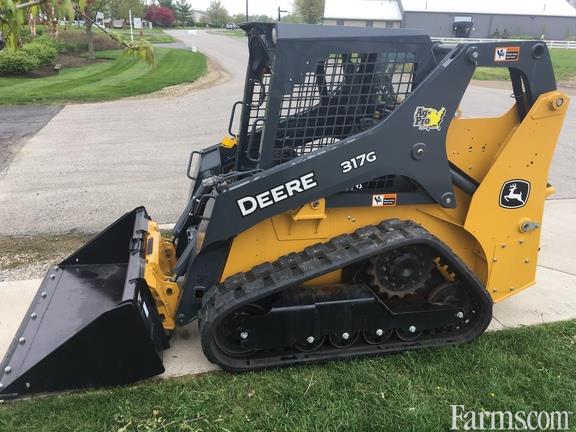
[145,6,176,27]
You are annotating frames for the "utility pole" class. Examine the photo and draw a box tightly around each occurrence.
[129,9,134,41]
[245,0,249,22]
[277,6,287,22]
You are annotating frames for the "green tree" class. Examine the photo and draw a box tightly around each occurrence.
[251,14,273,22]
[174,0,193,26]
[231,12,244,23]
[293,0,324,24]
[82,0,111,60]
[0,0,75,49]
[157,0,174,10]
[0,0,24,48]
[0,0,155,66]
[281,13,304,23]
[206,0,228,27]
[230,12,272,24]
[110,0,145,21]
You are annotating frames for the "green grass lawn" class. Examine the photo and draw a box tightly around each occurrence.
[474,48,576,81]
[0,320,575,432]
[114,28,176,44]
[0,48,206,104]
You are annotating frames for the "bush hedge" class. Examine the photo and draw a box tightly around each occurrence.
[0,35,59,75]
[0,50,39,74]
[34,34,60,49]
[23,42,58,67]
[56,31,121,53]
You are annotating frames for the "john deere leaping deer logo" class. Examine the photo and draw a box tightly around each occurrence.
[413,106,447,131]
[504,184,525,204]
[499,180,531,209]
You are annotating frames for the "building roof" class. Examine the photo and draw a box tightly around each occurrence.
[324,0,403,21]
[401,0,576,17]
[275,23,427,39]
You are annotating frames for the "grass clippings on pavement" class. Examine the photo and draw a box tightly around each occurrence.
[0,234,91,281]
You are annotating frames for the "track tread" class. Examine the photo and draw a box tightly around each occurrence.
[199,219,492,371]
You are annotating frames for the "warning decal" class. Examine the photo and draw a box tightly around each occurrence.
[494,46,520,62]
[372,193,397,207]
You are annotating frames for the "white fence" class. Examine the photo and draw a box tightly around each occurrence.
[432,37,576,49]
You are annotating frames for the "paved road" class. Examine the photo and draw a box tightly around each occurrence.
[0,31,574,235]
[0,30,247,235]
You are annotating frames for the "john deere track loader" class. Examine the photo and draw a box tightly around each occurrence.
[0,23,569,398]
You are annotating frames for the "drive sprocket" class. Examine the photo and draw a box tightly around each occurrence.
[366,245,435,298]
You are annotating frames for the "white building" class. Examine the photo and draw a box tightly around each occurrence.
[324,0,402,28]
[323,0,576,39]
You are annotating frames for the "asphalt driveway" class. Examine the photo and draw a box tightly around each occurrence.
[0,105,62,172]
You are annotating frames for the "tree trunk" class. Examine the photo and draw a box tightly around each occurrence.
[49,5,57,36]
[86,21,95,61]
[29,13,37,37]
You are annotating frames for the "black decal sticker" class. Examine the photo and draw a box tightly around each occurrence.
[499,180,530,209]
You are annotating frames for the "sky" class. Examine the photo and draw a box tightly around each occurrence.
[192,0,295,18]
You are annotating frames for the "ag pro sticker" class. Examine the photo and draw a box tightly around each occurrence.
[413,106,447,131]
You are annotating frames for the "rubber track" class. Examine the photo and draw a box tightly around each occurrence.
[199,219,493,371]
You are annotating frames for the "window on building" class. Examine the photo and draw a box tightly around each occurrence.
[454,16,473,23]
[336,19,344,26]
[385,21,394,28]
[366,20,374,27]
[453,16,473,38]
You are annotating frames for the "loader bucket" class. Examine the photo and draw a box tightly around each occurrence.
[0,207,169,399]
